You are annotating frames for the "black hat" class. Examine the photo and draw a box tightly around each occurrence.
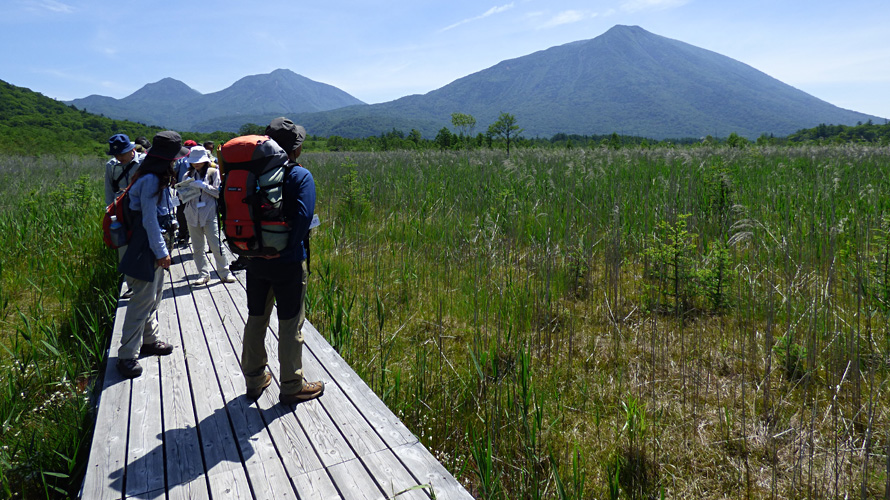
[265,117,306,152]
[146,131,189,161]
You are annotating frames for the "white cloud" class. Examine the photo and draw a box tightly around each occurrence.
[621,0,689,13]
[538,10,598,29]
[24,0,75,14]
[440,3,515,32]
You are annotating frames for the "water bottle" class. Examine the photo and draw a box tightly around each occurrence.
[110,215,126,247]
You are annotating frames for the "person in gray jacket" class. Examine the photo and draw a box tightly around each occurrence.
[116,131,186,379]
[105,134,145,299]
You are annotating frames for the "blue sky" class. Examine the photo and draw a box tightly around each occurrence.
[2,0,889,120]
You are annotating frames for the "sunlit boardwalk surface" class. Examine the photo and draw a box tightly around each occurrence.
[80,244,473,499]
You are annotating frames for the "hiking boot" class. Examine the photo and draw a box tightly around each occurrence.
[229,258,248,271]
[246,373,272,401]
[193,276,210,286]
[122,288,134,299]
[140,340,174,356]
[220,275,237,284]
[280,381,325,405]
[117,358,143,378]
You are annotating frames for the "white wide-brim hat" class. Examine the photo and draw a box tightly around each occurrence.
[187,146,213,164]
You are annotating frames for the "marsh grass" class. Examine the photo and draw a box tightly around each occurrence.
[304,146,890,498]
[0,155,117,498]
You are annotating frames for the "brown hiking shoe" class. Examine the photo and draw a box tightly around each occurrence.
[280,381,325,405]
[246,373,272,401]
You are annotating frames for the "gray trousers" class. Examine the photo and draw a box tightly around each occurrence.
[118,264,165,360]
[117,245,135,290]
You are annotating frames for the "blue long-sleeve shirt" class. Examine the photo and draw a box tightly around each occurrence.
[128,173,175,260]
[278,163,316,263]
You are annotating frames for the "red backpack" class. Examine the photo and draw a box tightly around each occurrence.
[102,179,137,249]
[218,135,292,256]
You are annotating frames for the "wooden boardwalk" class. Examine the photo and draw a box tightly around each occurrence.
[80,244,474,499]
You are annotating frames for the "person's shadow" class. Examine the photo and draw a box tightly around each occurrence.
[107,395,285,498]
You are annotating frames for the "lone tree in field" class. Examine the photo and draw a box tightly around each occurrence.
[451,112,476,159]
[488,112,523,157]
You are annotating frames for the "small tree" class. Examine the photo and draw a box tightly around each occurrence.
[488,112,523,156]
[451,112,476,160]
[434,127,453,150]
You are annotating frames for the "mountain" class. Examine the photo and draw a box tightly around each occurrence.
[67,69,365,131]
[65,26,884,139]
[290,25,882,139]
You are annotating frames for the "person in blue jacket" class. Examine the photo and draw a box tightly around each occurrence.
[241,117,324,404]
[116,131,188,379]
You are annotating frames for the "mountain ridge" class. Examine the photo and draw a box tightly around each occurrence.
[64,25,884,139]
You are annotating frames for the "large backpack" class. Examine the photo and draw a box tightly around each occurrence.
[218,135,292,257]
[102,177,137,249]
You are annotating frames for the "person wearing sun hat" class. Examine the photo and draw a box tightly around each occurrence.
[104,133,145,299]
[181,145,235,285]
[116,131,188,379]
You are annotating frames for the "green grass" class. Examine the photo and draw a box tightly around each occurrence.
[0,154,118,498]
[302,145,890,498]
[2,145,890,498]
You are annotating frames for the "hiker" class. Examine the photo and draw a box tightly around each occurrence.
[105,134,145,299]
[202,141,217,162]
[240,117,324,404]
[173,140,197,247]
[115,131,187,379]
[181,146,235,285]
[134,135,151,153]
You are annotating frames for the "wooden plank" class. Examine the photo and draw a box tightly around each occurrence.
[300,348,388,457]
[361,449,432,500]
[327,457,386,500]
[302,322,419,449]
[159,268,205,489]
[392,442,474,499]
[205,467,253,499]
[289,468,341,499]
[168,257,244,478]
[124,353,165,496]
[204,279,337,477]
[167,479,210,500]
[188,273,297,498]
[80,292,132,500]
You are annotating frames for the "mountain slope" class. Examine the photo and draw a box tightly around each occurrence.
[308,25,880,139]
[67,69,365,131]
[64,26,884,139]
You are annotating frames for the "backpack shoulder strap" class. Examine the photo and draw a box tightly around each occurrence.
[113,159,138,191]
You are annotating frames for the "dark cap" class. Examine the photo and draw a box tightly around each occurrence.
[265,117,306,152]
[107,133,135,156]
[146,131,189,161]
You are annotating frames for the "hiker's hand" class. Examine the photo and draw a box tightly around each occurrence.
[157,256,171,269]
[193,180,205,190]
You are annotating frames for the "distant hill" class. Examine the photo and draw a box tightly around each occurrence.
[0,80,162,156]
[63,26,885,139]
[67,69,365,132]
[290,25,883,139]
